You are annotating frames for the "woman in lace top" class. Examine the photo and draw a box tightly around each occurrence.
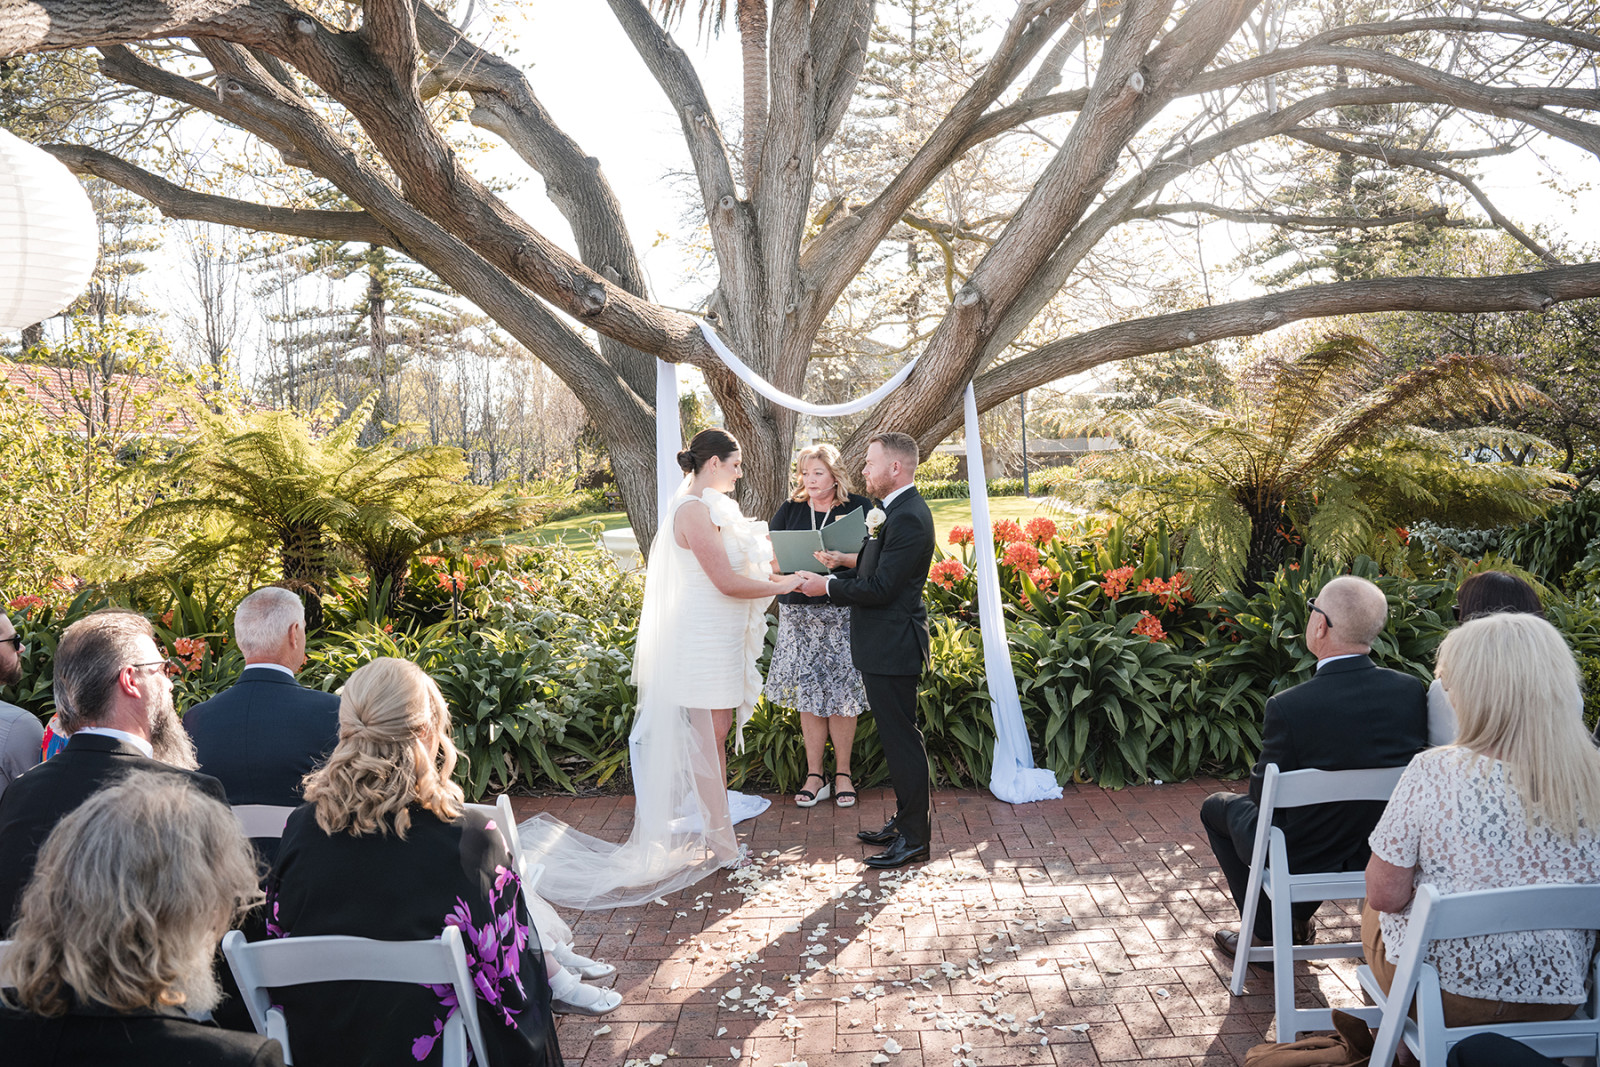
[1365,612,1600,1026]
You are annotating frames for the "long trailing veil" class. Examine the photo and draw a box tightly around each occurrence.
[517,478,771,910]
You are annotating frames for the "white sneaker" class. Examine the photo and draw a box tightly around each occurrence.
[552,941,616,980]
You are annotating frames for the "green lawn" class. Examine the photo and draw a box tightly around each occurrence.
[515,494,1063,551]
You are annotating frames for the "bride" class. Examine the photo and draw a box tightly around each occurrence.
[519,428,803,909]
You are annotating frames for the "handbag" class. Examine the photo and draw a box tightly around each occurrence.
[1244,1010,1376,1067]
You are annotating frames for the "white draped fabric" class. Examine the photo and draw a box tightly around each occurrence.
[681,321,1061,805]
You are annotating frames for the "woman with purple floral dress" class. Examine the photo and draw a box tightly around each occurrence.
[265,658,564,1067]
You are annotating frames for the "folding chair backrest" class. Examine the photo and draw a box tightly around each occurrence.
[1413,883,1600,943]
[221,927,489,1067]
[0,938,11,981]
[1261,764,1409,812]
[1368,883,1600,1067]
[232,804,296,839]
[465,795,541,892]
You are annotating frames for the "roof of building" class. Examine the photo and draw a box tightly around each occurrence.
[0,360,207,437]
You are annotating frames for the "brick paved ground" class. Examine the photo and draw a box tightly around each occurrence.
[512,781,1373,1067]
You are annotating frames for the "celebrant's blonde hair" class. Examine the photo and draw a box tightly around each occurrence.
[789,443,852,507]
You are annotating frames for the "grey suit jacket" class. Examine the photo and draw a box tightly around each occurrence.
[0,700,43,803]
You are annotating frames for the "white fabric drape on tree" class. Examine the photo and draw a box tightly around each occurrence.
[655,321,1061,805]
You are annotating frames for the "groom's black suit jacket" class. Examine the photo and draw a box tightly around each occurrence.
[827,486,936,676]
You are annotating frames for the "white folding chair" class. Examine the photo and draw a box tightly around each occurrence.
[221,927,489,1067]
[232,804,296,839]
[0,938,11,980]
[1360,884,1600,1067]
[1228,763,1407,1038]
[465,794,544,893]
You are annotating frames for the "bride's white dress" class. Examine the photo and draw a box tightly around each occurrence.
[517,485,774,910]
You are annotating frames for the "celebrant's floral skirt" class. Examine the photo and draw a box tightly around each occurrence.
[763,603,868,718]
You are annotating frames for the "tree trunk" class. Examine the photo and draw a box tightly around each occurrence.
[280,523,328,631]
[1241,500,1290,594]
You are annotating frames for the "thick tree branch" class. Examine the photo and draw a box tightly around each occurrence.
[811,0,872,147]
[800,0,1084,331]
[1304,17,1600,56]
[933,264,1600,446]
[0,0,251,54]
[43,143,398,245]
[411,5,657,399]
[1193,44,1600,157]
[1132,201,1458,231]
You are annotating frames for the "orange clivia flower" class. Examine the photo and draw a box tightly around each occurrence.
[1131,611,1167,641]
[1027,567,1055,591]
[1024,516,1058,545]
[948,525,974,546]
[992,519,1024,544]
[1002,541,1040,569]
[1100,565,1136,599]
[929,557,968,591]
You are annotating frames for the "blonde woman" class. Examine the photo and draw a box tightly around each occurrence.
[1365,613,1600,1025]
[764,443,873,807]
[0,772,281,1064]
[265,658,593,1067]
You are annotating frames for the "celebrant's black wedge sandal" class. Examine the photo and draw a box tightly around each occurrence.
[833,772,858,808]
[794,772,831,807]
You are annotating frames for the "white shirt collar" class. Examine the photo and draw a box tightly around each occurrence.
[245,662,296,678]
[880,484,914,509]
[1316,652,1366,670]
[71,726,154,758]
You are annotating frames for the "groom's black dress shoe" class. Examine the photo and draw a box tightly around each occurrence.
[864,838,929,869]
[857,818,899,845]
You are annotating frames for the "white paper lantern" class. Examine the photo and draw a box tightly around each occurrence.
[0,127,99,330]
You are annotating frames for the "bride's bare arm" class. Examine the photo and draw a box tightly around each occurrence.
[676,500,803,598]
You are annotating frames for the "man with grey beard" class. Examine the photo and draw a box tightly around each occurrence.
[0,611,44,801]
[0,608,226,924]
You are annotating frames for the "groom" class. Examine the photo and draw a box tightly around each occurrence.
[798,432,936,868]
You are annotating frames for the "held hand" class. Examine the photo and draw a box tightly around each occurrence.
[773,573,808,595]
[795,572,831,598]
[814,549,858,570]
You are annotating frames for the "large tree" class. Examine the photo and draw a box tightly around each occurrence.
[5,0,1600,541]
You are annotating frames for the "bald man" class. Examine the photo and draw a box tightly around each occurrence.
[1203,575,1428,960]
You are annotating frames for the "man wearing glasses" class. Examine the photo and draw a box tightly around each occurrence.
[1200,575,1429,961]
[0,611,44,802]
[0,608,225,924]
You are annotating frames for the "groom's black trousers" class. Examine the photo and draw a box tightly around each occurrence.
[862,671,931,846]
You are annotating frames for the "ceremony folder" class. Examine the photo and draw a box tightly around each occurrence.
[770,507,868,574]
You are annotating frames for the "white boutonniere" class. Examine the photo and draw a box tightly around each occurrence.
[865,507,887,538]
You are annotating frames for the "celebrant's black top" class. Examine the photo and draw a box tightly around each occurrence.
[769,493,874,606]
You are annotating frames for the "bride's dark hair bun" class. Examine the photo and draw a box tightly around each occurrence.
[679,428,741,475]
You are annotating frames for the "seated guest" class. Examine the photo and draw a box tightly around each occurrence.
[1202,575,1428,958]
[0,609,226,924]
[0,772,283,1065]
[1427,570,1544,746]
[184,587,339,862]
[1366,612,1600,1025]
[0,610,44,801]
[266,658,607,1067]
[1447,1034,1562,1067]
